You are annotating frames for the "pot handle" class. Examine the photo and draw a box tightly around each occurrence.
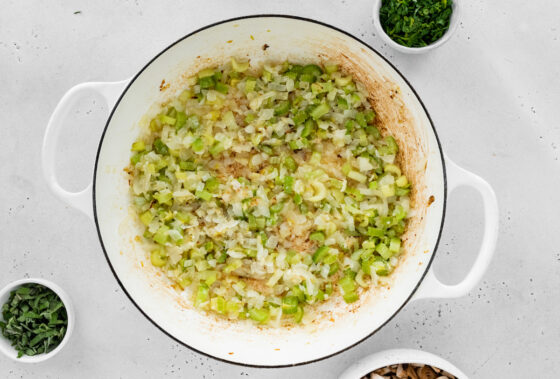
[42,79,131,220]
[413,154,499,300]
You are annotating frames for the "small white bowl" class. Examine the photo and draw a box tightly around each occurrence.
[372,0,462,54]
[0,278,74,363]
[339,348,468,378]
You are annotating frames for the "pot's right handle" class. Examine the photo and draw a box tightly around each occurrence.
[413,154,499,300]
[42,79,130,220]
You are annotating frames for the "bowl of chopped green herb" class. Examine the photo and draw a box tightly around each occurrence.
[0,279,74,362]
[373,0,461,53]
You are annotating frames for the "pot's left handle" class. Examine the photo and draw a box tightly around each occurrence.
[413,154,499,300]
[42,79,131,219]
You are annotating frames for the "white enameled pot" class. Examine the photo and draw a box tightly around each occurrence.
[41,16,498,367]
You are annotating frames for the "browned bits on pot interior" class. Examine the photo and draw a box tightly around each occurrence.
[362,363,458,379]
[427,195,435,206]
[159,79,170,91]
[262,43,270,50]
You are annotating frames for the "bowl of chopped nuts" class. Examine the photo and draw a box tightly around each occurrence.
[339,348,468,378]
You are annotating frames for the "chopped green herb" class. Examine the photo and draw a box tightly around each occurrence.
[0,284,68,358]
[379,0,453,48]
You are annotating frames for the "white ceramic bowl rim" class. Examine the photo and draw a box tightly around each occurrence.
[338,348,469,378]
[89,15,449,368]
[0,278,74,363]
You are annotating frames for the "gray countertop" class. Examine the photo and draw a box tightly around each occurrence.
[1,0,559,378]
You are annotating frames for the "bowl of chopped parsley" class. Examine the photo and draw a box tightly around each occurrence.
[0,279,74,362]
[373,0,461,53]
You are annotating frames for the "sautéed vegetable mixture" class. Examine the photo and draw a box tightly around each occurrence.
[127,59,412,325]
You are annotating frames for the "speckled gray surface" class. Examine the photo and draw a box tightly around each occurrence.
[1,1,559,378]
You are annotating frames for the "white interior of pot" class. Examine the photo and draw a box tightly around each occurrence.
[94,17,445,366]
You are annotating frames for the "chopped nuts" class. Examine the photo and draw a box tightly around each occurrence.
[362,363,458,379]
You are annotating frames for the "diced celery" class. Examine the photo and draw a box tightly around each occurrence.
[282,296,298,314]
[293,305,304,323]
[205,177,220,193]
[335,76,352,86]
[198,76,215,89]
[197,68,215,78]
[131,141,145,151]
[312,245,329,263]
[395,187,411,196]
[380,184,396,197]
[270,202,284,213]
[168,228,183,243]
[231,57,250,72]
[343,291,359,303]
[210,296,226,314]
[355,112,367,128]
[153,138,169,155]
[367,227,384,238]
[175,211,192,224]
[178,275,191,289]
[153,225,169,245]
[310,102,330,120]
[241,113,257,126]
[301,119,315,138]
[283,176,295,194]
[248,308,269,323]
[274,101,290,116]
[139,210,153,226]
[130,153,142,165]
[291,285,305,302]
[284,156,298,172]
[339,276,356,294]
[364,109,375,123]
[224,259,242,273]
[204,271,218,286]
[175,111,187,130]
[337,96,348,110]
[329,262,340,276]
[302,64,323,77]
[154,191,173,204]
[396,175,409,188]
[310,151,321,165]
[178,89,192,102]
[299,73,315,83]
[195,190,212,201]
[215,82,229,94]
[192,137,204,153]
[309,231,325,243]
[179,160,197,171]
[384,164,401,176]
[244,77,257,93]
[226,300,240,316]
[347,170,367,183]
[293,110,307,125]
[150,248,167,267]
[371,259,390,276]
[376,243,391,259]
[324,64,339,74]
[158,114,176,125]
[194,283,209,308]
[389,237,401,254]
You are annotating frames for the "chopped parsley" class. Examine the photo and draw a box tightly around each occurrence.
[379,0,453,47]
